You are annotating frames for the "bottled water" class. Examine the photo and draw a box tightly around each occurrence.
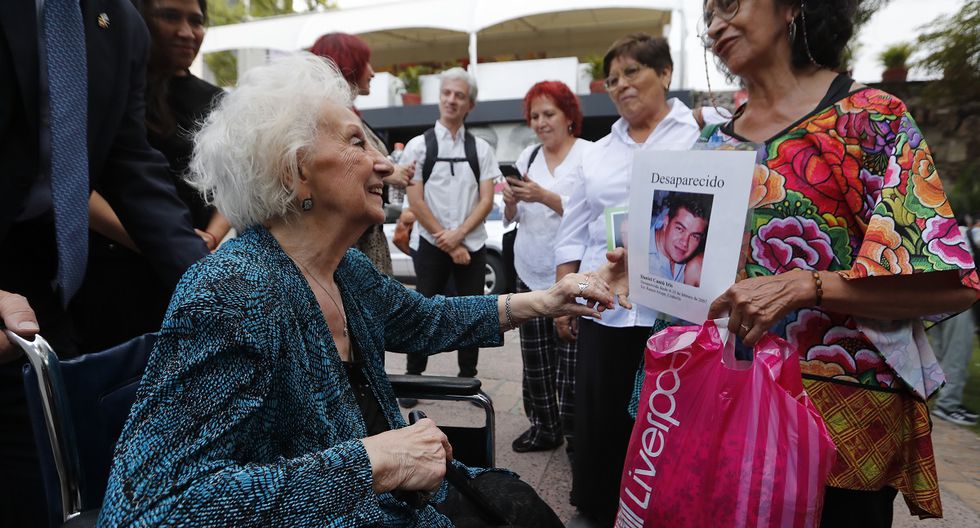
[388,142,406,205]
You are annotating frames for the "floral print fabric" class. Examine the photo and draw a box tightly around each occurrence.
[703,88,980,393]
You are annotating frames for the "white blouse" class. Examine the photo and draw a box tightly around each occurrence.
[505,138,591,291]
[553,98,701,328]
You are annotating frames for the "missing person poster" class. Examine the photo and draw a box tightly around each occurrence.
[628,150,756,323]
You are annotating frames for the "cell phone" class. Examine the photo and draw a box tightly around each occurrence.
[500,163,524,180]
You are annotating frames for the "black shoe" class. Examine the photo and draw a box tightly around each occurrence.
[398,398,419,408]
[512,430,563,453]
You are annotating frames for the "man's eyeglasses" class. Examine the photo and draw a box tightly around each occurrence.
[604,64,648,91]
[698,0,740,46]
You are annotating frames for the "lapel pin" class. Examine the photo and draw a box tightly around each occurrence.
[97,13,110,29]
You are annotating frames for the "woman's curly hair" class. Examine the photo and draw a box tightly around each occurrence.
[782,0,858,70]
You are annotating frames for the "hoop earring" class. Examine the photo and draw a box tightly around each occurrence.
[302,197,314,211]
[798,3,820,66]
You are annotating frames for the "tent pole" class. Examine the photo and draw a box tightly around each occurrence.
[468,32,478,79]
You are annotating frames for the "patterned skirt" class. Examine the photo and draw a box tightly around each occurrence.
[802,375,941,519]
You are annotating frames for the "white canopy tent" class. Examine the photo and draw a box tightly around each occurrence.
[199,0,691,88]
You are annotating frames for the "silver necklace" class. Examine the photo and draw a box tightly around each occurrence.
[295,260,348,338]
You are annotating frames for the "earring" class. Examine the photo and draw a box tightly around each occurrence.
[788,19,797,43]
[568,124,574,133]
[302,197,313,211]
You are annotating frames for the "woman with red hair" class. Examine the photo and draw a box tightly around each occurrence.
[503,81,590,454]
[311,32,415,275]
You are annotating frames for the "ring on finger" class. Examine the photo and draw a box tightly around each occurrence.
[577,280,589,296]
[739,323,751,333]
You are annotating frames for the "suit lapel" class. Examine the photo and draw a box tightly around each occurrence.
[0,0,40,133]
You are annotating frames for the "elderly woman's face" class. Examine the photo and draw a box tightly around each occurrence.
[704,0,796,76]
[606,55,671,127]
[300,102,392,226]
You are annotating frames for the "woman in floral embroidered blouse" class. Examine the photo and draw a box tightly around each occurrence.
[691,0,980,526]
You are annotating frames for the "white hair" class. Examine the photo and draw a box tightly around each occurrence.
[188,52,352,230]
[439,67,478,101]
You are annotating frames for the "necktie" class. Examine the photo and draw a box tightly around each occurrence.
[42,0,90,306]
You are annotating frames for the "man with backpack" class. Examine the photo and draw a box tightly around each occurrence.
[403,67,501,383]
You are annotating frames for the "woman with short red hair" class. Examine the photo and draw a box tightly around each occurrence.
[503,80,590,455]
[311,32,415,275]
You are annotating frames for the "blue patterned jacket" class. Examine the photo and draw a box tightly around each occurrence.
[98,226,503,526]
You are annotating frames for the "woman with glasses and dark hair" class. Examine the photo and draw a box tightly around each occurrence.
[553,33,699,525]
[503,81,590,455]
[656,0,978,525]
[74,0,229,353]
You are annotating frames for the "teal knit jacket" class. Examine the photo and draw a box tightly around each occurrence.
[98,226,502,526]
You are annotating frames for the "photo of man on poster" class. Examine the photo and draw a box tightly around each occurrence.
[648,191,712,287]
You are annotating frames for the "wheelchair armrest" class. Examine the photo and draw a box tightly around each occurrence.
[387,374,482,396]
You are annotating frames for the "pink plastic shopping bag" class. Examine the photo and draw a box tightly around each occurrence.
[615,320,836,528]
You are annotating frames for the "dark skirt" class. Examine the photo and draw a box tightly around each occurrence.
[570,319,649,525]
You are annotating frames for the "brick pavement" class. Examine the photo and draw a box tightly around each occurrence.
[386,329,980,527]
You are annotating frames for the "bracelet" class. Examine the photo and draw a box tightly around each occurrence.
[504,293,515,329]
[811,271,823,307]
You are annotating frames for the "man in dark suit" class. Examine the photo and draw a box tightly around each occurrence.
[0,0,209,523]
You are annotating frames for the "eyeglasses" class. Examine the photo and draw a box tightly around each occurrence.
[604,63,648,91]
[698,0,740,46]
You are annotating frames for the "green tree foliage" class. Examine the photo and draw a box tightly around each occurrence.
[915,0,980,105]
[203,0,336,87]
[948,163,980,219]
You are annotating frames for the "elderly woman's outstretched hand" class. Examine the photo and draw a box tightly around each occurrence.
[538,272,617,319]
[362,418,452,494]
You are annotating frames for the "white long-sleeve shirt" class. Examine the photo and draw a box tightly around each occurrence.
[505,138,591,290]
[554,98,700,328]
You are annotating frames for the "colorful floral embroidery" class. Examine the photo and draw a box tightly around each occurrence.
[705,89,980,389]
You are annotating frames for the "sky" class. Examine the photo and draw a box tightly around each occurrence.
[330,0,965,91]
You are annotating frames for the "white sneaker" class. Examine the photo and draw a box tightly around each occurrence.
[932,406,978,426]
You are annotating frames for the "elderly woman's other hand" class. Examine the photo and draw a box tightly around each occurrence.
[0,290,39,364]
[707,269,814,346]
[362,418,452,493]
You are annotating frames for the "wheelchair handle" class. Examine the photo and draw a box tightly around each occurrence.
[408,410,427,424]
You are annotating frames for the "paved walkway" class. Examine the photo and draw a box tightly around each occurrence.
[386,329,980,527]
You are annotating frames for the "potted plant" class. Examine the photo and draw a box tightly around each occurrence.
[398,65,429,105]
[879,43,912,83]
[586,55,605,93]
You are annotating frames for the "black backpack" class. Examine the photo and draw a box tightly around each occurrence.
[421,127,481,184]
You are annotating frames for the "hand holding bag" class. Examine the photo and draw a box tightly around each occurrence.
[616,320,836,528]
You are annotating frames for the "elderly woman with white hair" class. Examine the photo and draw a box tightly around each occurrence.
[97,54,620,527]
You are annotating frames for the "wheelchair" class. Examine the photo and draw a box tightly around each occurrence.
[7,330,496,527]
